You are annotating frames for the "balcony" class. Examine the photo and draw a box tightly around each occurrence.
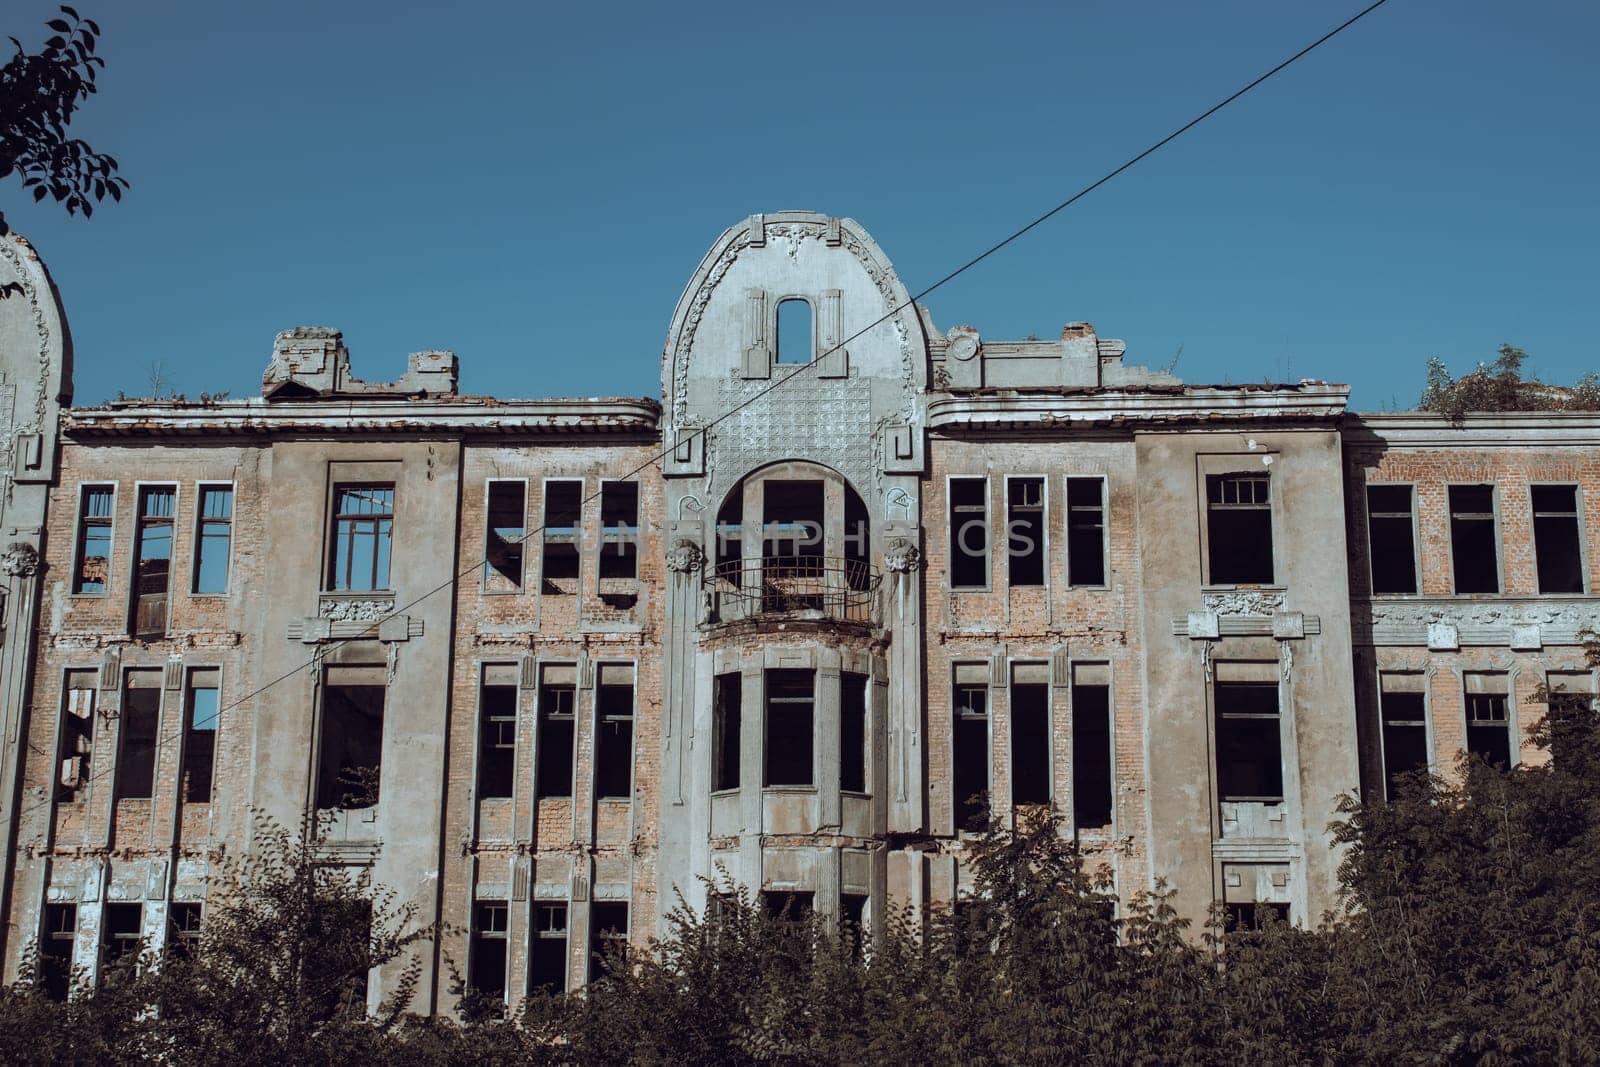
[705,556,880,626]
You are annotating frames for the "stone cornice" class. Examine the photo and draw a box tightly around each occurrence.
[927,384,1349,431]
[1345,411,1600,448]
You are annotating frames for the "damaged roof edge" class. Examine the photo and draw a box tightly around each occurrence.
[928,383,1352,430]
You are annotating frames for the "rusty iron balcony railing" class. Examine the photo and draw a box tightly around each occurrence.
[705,556,881,625]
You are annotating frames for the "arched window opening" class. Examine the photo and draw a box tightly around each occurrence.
[776,299,812,364]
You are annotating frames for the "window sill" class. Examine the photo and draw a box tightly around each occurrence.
[596,796,632,804]
[762,785,819,794]
[1201,584,1285,593]
[711,788,740,798]
[187,593,231,600]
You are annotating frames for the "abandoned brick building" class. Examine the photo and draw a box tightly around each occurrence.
[0,214,1595,1011]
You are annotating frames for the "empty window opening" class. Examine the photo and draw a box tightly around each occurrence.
[56,672,96,803]
[168,903,202,960]
[1545,671,1596,768]
[469,902,508,1000]
[316,673,385,810]
[841,893,868,955]
[1226,901,1288,933]
[1206,474,1274,585]
[530,903,568,995]
[477,669,518,800]
[949,478,989,589]
[103,902,144,969]
[844,484,870,591]
[715,491,742,587]
[1465,673,1512,768]
[182,669,219,804]
[763,480,824,560]
[763,890,815,928]
[130,486,175,638]
[841,672,868,793]
[764,670,815,787]
[1011,666,1051,805]
[1449,484,1499,594]
[484,481,526,593]
[595,666,635,800]
[306,897,371,1018]
[1379,673,1429,800]
[41,903,76,1000]
[535,668,576,799]
[1214,674,1283,803]
[1071,664,1113,829]
[115,671,160,801]
[589,902,629,980]
[600,481,639,580]
[328,484,394,592]
[192,485,233,594]
[775,298,813,364]
[1067,478,1106,587]
[1533,485,1584,594]
[541,481,582,589]
[712,672,741,792]
[73,484,114,595]
[1366,484,1418,595]
[953,665,990,830]
[1007,477,1045,587]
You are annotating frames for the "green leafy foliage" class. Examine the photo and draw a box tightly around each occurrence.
[1421,344,1600,421]
[1,5,126,227]
[3,635,1598,1062]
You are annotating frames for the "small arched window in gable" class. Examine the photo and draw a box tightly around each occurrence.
[775,298,813,364]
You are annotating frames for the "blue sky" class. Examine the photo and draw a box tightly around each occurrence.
[5,0,1595,409]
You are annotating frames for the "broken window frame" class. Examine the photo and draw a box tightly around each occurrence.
[1365,483,1419,596]
[128,483,176,639]
[840,671,869,794]
[1010,664,1052,805]
[326,483,395,592]
[1225,901,1289,934]
[71,483,116,596]
[1205,472,1275,586]
[41,902,76,1000]
[589,901,629,980]
[1464,672,1513,769]
[534,668,576,800]
[774,297,814,365]
[1531,483,1586,595]
[540,479,583,590]
[1070,663,1113,830]
[182,667,220,804]
[1213,672,1284,804]
[1006,476,1047,588]
[594,665,635,801]
[315,668,386,811]
[102,902,144,969]
[482,479,527,594]
[764,669,815,788]
[1378,672,1430,801]
[55,671,96,804]
[1447,483,1500,595]
[1544,670,1596,767]
[115,670,161,801]
[948,476,990,591]
[191,482,234,596]
[599,481,640,580]
[476,666,518,800]
[952,665,990,832]
[529,902,568,995]
[469,901,509,1000]
[167,902,202,960]
[1066,477,1107,588]
[712,671,741,793]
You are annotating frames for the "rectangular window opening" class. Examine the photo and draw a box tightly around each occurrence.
[469,902,508,1000]
[1366,484,1418,595]
[1071,664,1112,829]
[316,675,385,810]
[535,670,575,799]
[764,669,814,787]
[1006,477,1045,587]
[192,485,234,594]
[1214,677,1283,803]
[182,668,219,804]
[715,492,743,588]
[1379,673,1429,800]
[589,902,629,980]
[529,902,568,995]
[762,890,815,927]
[1448,484,1499,594]
[1465,673,1512,768]
[595,667,635,800]
[1532,485,1584,594]
[1545,671,1596,768]
[1066,478,1106,587]
[1206,473,1274,585]
[599,481,639,580]
[115,671,160,801]
[56,672,96,803]
[167,902,202,960]
[484,481,526,593]
[840,672,868,793]
[949,478,989,590]
[541,481,582,590]
[129,485,175,638]
[477,671,517,800]
[775,298,813,365]
[72,484,114,595]
[1226,901,1289,933]
[953,666,990,831]
[712,672,741,792]
[41,903,76,1000]
[103,902,143,968]
[1011,670,1050,805]
[327,483,394,592]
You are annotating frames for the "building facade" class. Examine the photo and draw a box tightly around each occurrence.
[0,215,1596,1012]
